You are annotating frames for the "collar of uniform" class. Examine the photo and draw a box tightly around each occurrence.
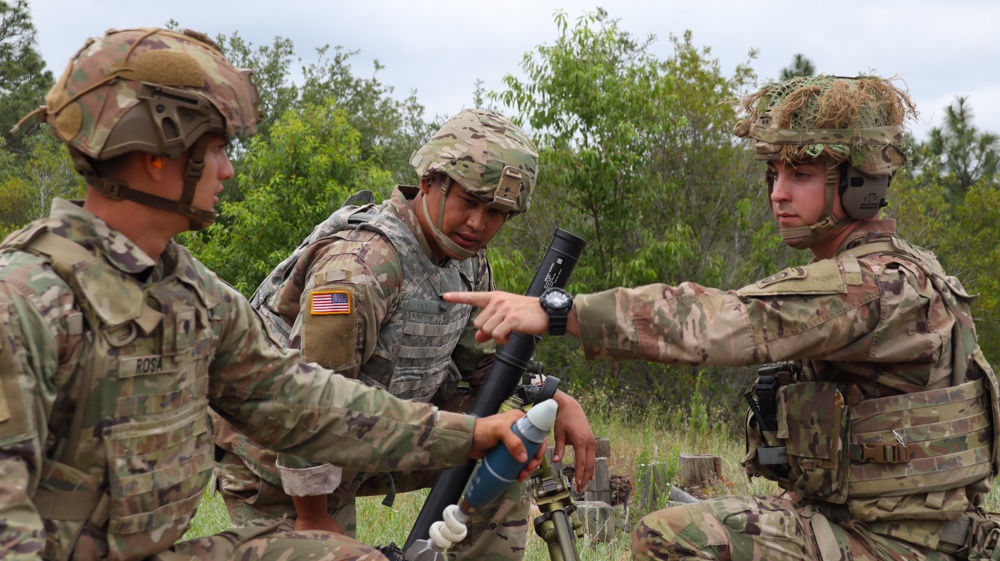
[835,218,897,255]
[49,198,159,276]
[386,185,448,265]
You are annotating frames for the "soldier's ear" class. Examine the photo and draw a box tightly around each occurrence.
[419,176,434,194]
[144,153,166,179]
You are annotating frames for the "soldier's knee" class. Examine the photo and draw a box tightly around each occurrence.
[631,517,666,560]
[632,505,715,560]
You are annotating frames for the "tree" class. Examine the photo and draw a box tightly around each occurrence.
[779,53,815,80]
[215,31,299,147]
[297,46,435,184]
[491,9,780,420]
[495,8,669,289]
[183,100,392,295]
[0,0,54,153]
[0,134,83,238]
[216,34,433,187]
[922,96,1000,202]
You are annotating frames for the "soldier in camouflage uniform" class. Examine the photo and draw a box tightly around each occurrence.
[445,75,1000,560]
[212,108,596,560]
[0,27,540,561]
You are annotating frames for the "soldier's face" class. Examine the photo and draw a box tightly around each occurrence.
[768,158,845,230]
[191,135,234,216]
[419,179,508,260]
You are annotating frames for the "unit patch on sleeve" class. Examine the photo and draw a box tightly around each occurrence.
[310,290,351,315]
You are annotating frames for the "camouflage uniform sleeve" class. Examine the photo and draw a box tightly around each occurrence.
[451,252,497,394]
[0,280,66,560]
[574,258,882,366]
[287,233,401,377]
[207,280,474,474]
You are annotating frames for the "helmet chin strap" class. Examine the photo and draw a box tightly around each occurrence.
[420,176,477,260]
[70,137,218,232]
[778,164,853,250]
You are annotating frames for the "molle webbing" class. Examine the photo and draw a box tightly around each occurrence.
[847,378,993,497]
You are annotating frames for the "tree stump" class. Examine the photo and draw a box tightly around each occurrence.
[574,500,616,543]
[584,457,612,504]
[677,454,722,488]
[594,437,611,460]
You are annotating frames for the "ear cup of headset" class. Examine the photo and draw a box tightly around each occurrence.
[840,166,889,220]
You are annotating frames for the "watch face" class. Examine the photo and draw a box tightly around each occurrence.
[544,290,571,309]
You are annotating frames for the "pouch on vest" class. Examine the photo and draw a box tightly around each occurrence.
[970,514,1000,561]
[781,381,850,502]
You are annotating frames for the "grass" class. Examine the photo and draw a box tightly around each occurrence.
[185,401,1000,560]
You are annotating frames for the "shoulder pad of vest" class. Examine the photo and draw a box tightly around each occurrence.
[173,246,222,310]
[347,210,377,225]
[736,259,847,297]
[1,222,49,250]
[341,189,376,207]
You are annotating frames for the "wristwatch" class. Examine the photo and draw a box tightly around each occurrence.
[538,287,574,336]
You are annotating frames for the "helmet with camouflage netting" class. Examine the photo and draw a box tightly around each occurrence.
[733,75,917,249]
[16,27,262,228]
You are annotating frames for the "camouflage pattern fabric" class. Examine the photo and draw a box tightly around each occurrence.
[732,76,916,178]
[575,219,976,394]
[631,495,958,561]
[42,27,259,158]
[215,186,529,560]
[570,219,997,559]
[164,526,388,561]
[410,109,537,214]
[0,198,476,561]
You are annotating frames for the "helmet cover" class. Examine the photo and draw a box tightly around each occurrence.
[42,27,261,160]
[410,108,537,214]
[733,75,917,177]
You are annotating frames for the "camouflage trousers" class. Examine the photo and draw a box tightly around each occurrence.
[630,495,961,561]
[155,526,385,561]
[216,448,531,561]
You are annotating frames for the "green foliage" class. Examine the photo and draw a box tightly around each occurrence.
[919,96,1000,202]
[941,184,1000,359]
[216,34,433,188]
[778,53,816,80]
[0,0,54,154]
[183,100,392,295]
[490,9,784,412]
[215,32,298,146]
[495,8,671,288]
[0,0,69,240]
[297,46,436,185]
[0,133,83,238]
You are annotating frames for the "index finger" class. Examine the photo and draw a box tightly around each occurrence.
[443,291,494,307]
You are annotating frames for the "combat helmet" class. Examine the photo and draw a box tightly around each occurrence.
[410,108,538,259]
[15,27,261,229]
[733,75,917,249]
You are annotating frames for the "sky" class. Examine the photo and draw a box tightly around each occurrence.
[25,0,1000,142]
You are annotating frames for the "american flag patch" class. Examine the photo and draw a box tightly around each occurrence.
[311,290,351,315]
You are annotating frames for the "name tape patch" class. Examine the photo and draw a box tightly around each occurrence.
[311,290,351,315]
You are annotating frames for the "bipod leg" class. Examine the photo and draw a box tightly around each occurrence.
[528,455,582,561]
